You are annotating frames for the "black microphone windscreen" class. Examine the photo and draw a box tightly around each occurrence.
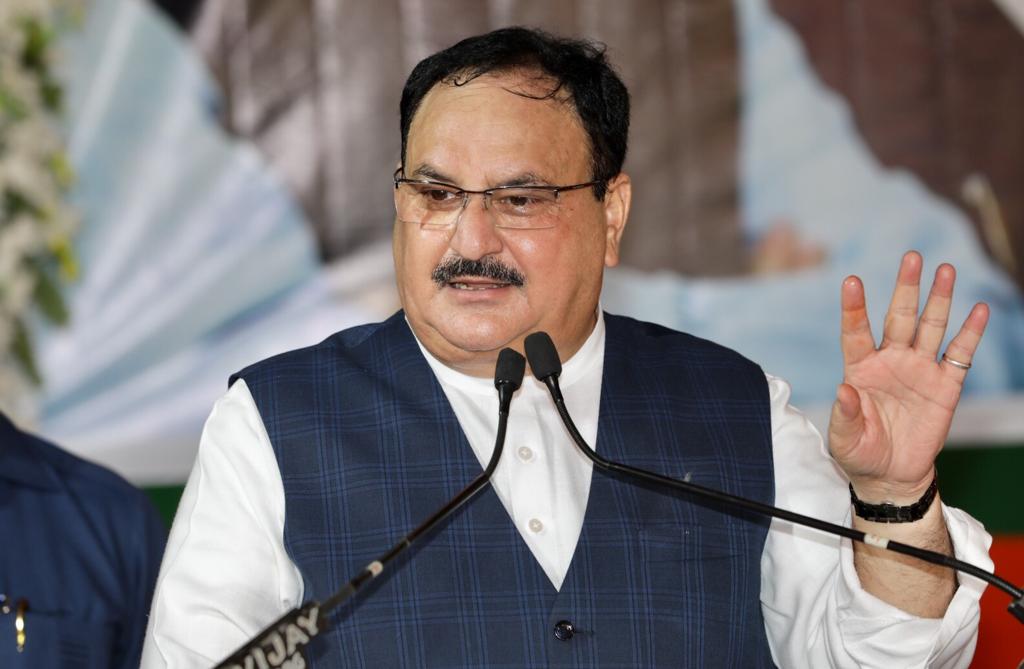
[524,332,562,380]
[494,348,526,391]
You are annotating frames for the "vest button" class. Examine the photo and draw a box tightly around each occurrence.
[553,620,575,641]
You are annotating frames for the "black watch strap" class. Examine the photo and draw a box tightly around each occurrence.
[850,475,939,523]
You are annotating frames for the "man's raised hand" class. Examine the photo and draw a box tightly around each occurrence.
[828,251,989,505]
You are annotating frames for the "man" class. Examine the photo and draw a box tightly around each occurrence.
[143,28,992,667]
[0,411,166,668]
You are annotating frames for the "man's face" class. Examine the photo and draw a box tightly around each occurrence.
[393,71,630,376]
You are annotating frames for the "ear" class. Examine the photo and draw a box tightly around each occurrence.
[602,173,632,267]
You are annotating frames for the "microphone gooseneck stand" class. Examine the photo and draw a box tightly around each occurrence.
[522,331,1024,625]
[214,348,527,669]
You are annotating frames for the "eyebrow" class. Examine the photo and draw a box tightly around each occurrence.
[409,164,553,189]
[500,173,551,188]
[410,165,456,183]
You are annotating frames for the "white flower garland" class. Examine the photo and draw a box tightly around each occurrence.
[0,0,79,421]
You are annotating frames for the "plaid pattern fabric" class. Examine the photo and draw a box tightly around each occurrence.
[234,312,775,667]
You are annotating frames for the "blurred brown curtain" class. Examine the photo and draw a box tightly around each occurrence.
[191,0,747,275]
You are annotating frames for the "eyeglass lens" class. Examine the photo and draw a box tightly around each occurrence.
[395,183,561,230]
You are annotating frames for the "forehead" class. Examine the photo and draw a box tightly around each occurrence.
[406,72,592,182]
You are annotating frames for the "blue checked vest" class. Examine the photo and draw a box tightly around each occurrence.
[233,312,776,667]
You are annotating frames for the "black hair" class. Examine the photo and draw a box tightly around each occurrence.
[399,27,630,199]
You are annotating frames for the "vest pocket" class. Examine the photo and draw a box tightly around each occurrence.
[555,520,765,667]
[637,523,749,627]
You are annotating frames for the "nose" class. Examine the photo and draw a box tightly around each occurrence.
[447,192,504,260]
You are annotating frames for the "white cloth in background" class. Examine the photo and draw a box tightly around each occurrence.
[142,315,991,668]
[39,0,364,483]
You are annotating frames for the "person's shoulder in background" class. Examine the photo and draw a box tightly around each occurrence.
[0,411,167,669]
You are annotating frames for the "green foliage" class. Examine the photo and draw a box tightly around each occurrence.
[30,258,69,325]
[1,4,78,389]
[4,188,44,218]
[52,235,78,280]
[11,318,42,385]
[49,151,74,190]
[0,88,29,123]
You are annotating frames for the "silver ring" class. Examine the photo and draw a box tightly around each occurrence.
[941,353,971,370]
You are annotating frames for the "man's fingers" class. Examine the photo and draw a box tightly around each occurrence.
[828,383,864,460]
[940,302,990,381]
[913,264,955,356]
[841,276,876,366]
[880,251,922,349]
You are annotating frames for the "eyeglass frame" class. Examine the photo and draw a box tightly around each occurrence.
[392,168,604,226]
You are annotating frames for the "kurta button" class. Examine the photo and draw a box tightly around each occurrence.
[553,620,575,641]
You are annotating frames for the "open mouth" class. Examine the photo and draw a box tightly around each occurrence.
[449,279,512,290]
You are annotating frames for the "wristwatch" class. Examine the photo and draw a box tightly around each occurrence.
[849,475,939,523]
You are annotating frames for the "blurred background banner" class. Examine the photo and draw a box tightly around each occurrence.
[3,0,1023,662]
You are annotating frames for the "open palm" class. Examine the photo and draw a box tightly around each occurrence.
[828,252,989,503]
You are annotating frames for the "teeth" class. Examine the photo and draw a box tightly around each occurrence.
[451,282,508,290]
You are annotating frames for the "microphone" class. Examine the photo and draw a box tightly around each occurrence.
[522,331,1024,625]
[215,348,527,668]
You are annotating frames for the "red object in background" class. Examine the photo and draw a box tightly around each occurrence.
[974,536,1024,668]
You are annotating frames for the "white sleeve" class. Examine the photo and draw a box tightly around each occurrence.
[140,379,304,667]
[760,374,992,669]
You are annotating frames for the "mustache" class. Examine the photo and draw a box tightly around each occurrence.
[431,257,526,287]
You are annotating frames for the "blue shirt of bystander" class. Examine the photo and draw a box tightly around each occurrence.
[0,412,166,668]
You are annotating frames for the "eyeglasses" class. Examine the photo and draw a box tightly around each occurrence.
[393,169,601,230]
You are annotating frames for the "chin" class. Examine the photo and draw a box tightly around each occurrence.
[433,314,525,354]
